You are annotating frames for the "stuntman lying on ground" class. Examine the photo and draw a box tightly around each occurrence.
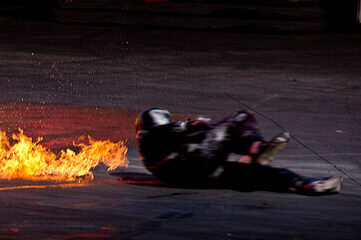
[135,108,343,194]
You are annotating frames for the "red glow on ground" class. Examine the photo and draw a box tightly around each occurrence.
[118,178,165,186]
[0,183,89,191]
[72,202,101,207]
[53,233,113,240]
[3,228,19,232]
[99,226,119,232]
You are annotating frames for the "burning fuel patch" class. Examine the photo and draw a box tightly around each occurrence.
[0,129,128,182]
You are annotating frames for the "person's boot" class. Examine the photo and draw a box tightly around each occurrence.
[292,176,343,195]
[252,132,290,165]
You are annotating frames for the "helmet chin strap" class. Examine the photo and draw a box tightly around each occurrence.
[224,92,361,188]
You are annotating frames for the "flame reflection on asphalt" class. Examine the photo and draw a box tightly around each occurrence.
[0,183,90,191]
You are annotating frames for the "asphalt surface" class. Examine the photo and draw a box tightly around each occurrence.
[0,4,361,240]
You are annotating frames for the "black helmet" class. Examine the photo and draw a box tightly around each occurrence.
[135,108,171,132]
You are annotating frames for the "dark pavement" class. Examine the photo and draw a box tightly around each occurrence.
[0,2,361,239]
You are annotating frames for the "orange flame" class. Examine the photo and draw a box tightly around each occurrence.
[0,129,128,182]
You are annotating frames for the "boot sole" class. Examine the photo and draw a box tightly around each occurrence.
[312,175,343,193]
[254,132,290,165]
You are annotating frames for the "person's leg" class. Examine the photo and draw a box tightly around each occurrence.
[254,132,290,165]
[219,162,343,194]
[219,162,302,192]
